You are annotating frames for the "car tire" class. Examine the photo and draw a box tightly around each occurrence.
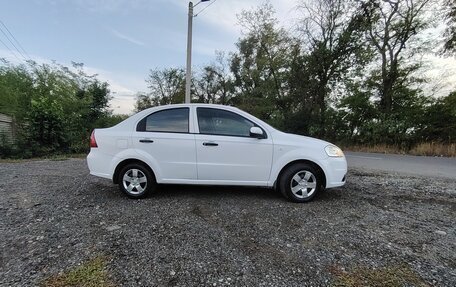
[118,163,156,199]
[279,163,322,203]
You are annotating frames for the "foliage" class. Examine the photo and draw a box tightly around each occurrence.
[289,0,375,137]
[230,2,292,124]
[134,93,153,112]
[194,51,234,105]
[444,0,456,53]
[0,60,117,158]
[334,81,378,144]
[420,92,456,142]
[130,0,454,152]
[0,59,34,121]
[366,0,431,113]
[24,96,66,155]
[134,67,186,112]
[2,0,455,158]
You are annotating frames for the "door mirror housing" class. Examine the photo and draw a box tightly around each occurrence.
[250,127,265,139]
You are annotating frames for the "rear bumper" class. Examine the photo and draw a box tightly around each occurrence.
[87,149,112,180]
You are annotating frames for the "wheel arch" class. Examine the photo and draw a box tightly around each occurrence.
[275,159,326,190]
[113,158,156,184]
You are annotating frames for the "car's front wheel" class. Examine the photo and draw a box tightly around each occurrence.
[279,163,322,203]
[118,163,156,199]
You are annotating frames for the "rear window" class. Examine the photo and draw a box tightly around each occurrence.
[137,108,189,133]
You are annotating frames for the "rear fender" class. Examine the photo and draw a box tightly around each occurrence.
[109,149,163,183]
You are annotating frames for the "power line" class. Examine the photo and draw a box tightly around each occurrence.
[194,0,219,17]
[0,27,26,60]
[0,36,22,62]
[0,20,28,61]
[0,20,30,59]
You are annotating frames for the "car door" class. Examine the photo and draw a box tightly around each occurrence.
[194,107,273,185]
[132,107,197,181]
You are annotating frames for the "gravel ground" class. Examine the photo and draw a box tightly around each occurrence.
[0,158,455,286]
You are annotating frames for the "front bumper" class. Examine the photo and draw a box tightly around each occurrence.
[321,156,347,188]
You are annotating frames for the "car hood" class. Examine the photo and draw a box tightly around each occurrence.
[271,130,334,148]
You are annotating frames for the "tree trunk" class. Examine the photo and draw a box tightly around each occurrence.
[381,76,393,113]
[317,81,327,138]
[380,60,398,114]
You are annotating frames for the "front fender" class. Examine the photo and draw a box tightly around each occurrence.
[268,148,329,187]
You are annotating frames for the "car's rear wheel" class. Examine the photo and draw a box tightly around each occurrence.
[279,163,322,203]
[118,163,156,199]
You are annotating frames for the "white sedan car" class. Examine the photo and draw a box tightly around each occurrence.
[87,104,347,202]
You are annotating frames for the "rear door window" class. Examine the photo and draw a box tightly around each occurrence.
[137,108,189,133]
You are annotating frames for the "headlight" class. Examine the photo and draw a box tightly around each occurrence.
[325,145,344,157]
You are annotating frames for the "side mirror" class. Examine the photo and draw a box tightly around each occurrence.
[250,126,265,139]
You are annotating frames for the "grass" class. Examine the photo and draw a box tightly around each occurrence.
[0,153,87,163]
[329,264,428,287]
[409,142,456,157]
[344,142,456,157]
[41,256,114,287]
[47,153,87,161]
[344,144,407,155]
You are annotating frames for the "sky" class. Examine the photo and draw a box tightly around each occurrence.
[0,0,455,114]
[0,0,297,114]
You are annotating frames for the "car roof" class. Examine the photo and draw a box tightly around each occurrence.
[130,103,242,123]
[141,103,242,112]
[150,103,236,108]
[114,103,275,133]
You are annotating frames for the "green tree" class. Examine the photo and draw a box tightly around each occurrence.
[0,59,34,120]
[24,97,66,155]
[0,59,112,157]
[194,52,233,105]
[87,81,111,123]
[421,92,456,142]
[230,2,292,124]
[444,0,456,53]
[134,93,153,112]
[336,82,377,143]
[366,0,431,113]
[289,0,374,137]
[146,68,185,106]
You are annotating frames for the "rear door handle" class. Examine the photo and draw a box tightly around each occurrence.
[203,142,218,146]
[139,139,154,143]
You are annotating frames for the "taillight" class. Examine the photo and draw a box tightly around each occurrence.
[90,130,98,148]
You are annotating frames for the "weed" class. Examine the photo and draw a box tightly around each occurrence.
[329,264,428,287]
[343,143,455,157]
[41,256,114,287]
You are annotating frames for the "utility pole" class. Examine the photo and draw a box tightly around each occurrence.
[185,2,194,104]
[185,0,211,103]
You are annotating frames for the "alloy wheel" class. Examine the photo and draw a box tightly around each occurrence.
[290,170,317,199]
[122,169,147,195]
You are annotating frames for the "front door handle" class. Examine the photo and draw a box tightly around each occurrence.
[139,139,154,143]
[203,142,218,146]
